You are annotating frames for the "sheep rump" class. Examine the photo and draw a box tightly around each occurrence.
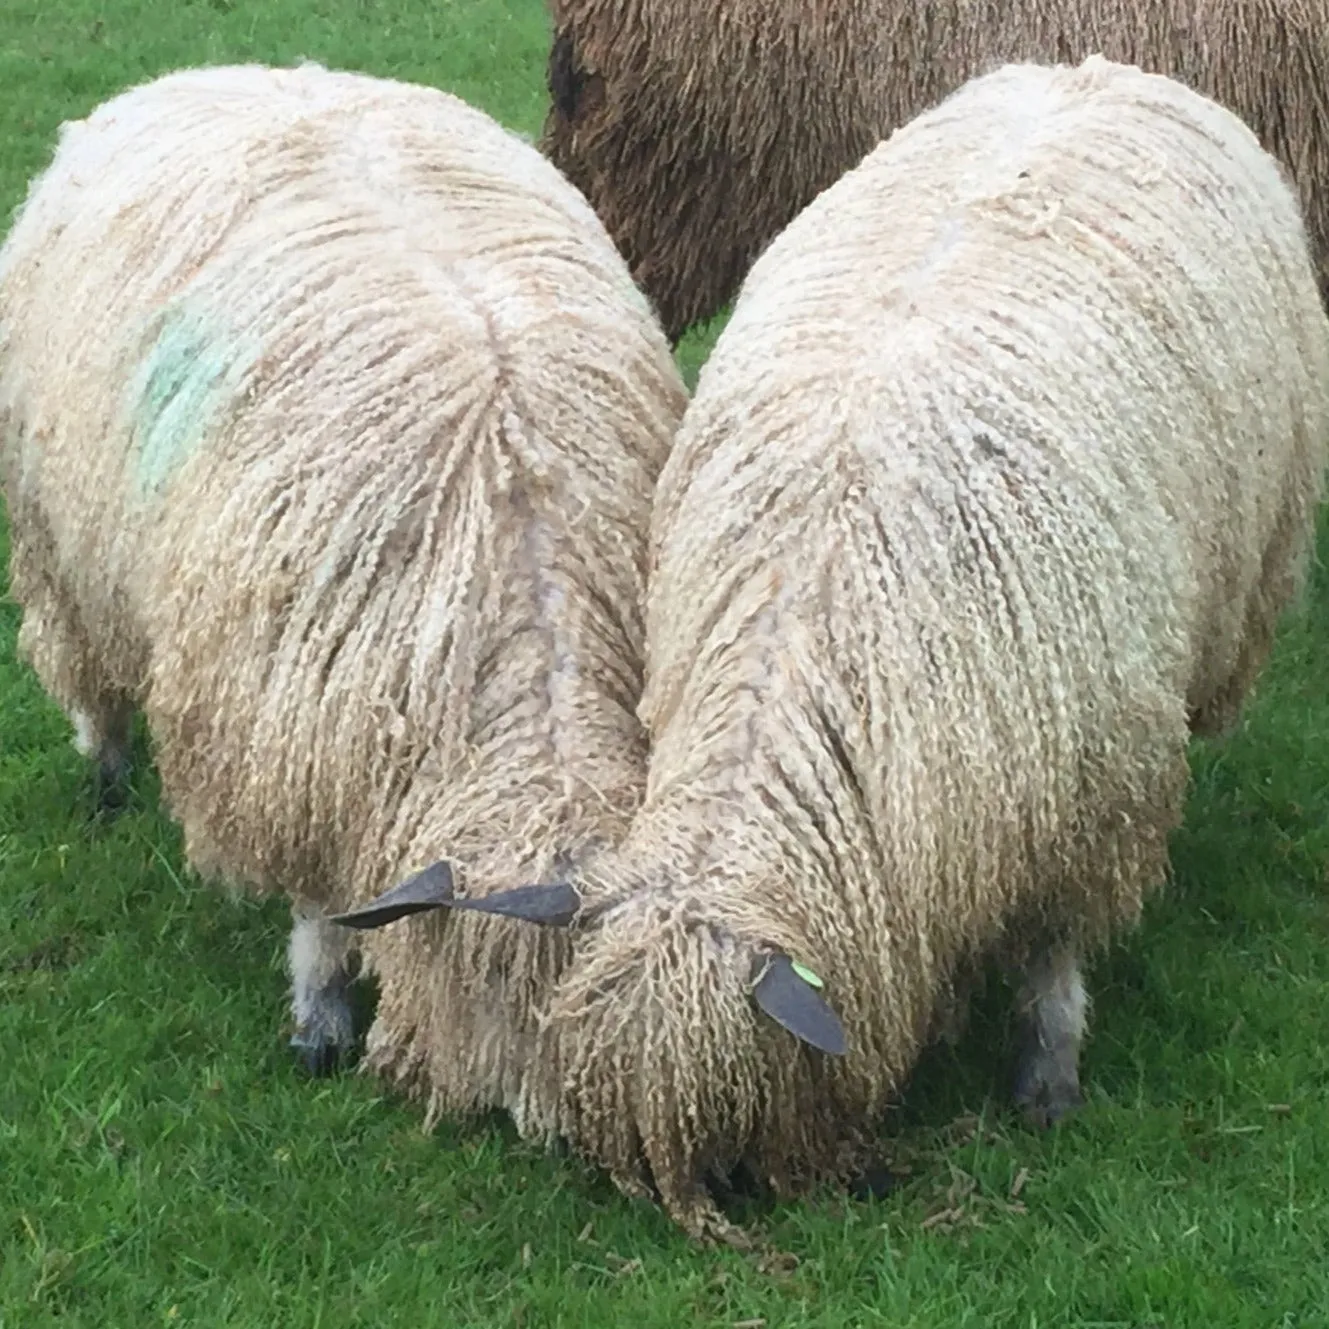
[0,61,687,1107]
[542,0,1329,341]
[497,56,1329,1240]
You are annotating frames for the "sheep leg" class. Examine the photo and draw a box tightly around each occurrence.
[1012,943,1088,1128]
[288,903,357,1076]
[70,699,134,816]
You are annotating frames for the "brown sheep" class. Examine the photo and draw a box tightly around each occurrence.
[541,0,1329,342]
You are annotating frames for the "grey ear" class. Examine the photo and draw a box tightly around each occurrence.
[331,868,583,931]
[751,953,848,1056]
[330,860,455,929]
[444,881,582,927]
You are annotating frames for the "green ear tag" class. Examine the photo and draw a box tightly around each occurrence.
[790,960,824,989]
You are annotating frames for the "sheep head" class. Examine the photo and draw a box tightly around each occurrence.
[333,866,847,1056]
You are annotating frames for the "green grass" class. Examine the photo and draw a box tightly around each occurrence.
[1,3,1328,1324]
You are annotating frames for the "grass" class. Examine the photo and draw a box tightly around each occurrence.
[1,2,1327,1324]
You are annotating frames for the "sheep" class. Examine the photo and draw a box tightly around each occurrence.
[0,60,688,1094]
[347,55,1329,1242]
[540,0,1329,343]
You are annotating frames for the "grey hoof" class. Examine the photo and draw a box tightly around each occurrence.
[1012,1038,1085,1129]
[1015,1081,1085,1130]
[93,747,132,819]
[705,1160,765,1206]
[847,1164,897,1201]
[290,1034,344,1078]
[95,774,130,818]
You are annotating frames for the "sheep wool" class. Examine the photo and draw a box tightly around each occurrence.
[542,0,1329,342]
[451,56,1329,1241]
[0,62,688,1103]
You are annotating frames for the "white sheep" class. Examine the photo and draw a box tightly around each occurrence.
[348,55,1329,1242]
[0,61,687,1090]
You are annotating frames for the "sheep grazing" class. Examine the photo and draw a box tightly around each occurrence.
[541,0,1329,343]
[349,55,1329,1241]
[0,61,687,1093]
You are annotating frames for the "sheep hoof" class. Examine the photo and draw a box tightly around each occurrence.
[95,770,131,818]
[1012,1050,1085,1129]
[73,707,134,819]
[1016,1084,1085,1130]
[705,1159,766,1206]
[290,1033,344,1078]
[89,741,132,819]
[847,1164,897,1201]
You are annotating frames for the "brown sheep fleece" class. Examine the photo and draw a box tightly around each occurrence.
[542,0,1329,342]
[0,62,688,1100]
[455,57,1328,1242]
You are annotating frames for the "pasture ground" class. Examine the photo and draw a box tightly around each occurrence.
[1,2,1327,1324]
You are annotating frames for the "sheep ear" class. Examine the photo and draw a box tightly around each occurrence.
[445,881,582,927]
[751,953,848,1056]
[329,860,455,929]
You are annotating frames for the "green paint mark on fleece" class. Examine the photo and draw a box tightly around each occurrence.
[129,300,259,498]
